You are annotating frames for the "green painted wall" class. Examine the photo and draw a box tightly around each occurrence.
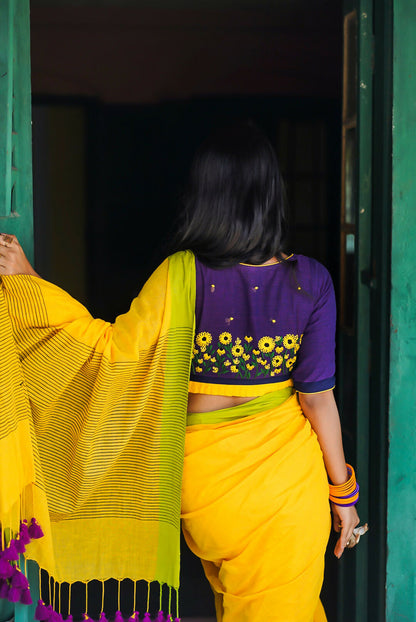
[387,0,416,619]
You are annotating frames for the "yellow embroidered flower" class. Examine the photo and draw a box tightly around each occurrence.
[195,367,202,373]
[219,332,232,345]
[193,348,199,355]
[233,358,240,365]
[256,357,263,364]
[275,346,284,353]
[275,336,281,341]
[284,354,289,359]
[211,357,216,363]
[196,332,212,348]
[272,355,283,367]
[246,363,254,370]
[235,337,242,345]
[212,367,218,373]
[242,353,250,361]
[245,336,253,342]
[258,336,275,353]
[253,349,260,355]
[217,348,225,355]
[287,357,297,369]
[232,344,244,357]
[204,353,210,360]
[276,368,282,374]
[283,334,298,349]
[224,360,231,367]
[198,358,203,364]
[230,365,238,373]
[265,364,270,370]
[271,371,275,377]
[294,344,300,354]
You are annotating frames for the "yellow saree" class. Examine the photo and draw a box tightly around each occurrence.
[0,251,195,619]
[0,249,331,621]
[181,390,331,622]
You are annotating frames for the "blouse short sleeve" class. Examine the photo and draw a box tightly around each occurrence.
[292,263,336,394]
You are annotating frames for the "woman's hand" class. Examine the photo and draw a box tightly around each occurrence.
[331,502,360,558]
[0,233,39,277]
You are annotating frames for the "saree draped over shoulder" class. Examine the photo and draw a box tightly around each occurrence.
[181,390,331,622]
[0,249,331,622]
[0,251,195,611]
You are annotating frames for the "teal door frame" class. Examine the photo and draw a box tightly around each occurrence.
[338,1,392,620]
[386,0,416,618]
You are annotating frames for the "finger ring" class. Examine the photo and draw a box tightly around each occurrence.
[346,523,369,549]
[0,234,13,246]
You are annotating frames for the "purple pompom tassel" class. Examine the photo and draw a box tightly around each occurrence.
[0,558,13,579]
[129,613,139,622]
[35,599,50,621]
[11,568,29,590]
[3,541,19,562]
[0,578,10,599]
[114,611,124,622]
[8,586,22,602]
[14,538,26,554]
[98,612,108,622]
[65,615,73,622]
[20,588,33,605]
[19,521,31,545]
[28,518,44,540]
[156,611,165,622]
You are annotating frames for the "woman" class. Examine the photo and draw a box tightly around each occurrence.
[0,121,361,622]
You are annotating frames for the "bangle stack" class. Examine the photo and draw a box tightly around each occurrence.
[329,464,359,507]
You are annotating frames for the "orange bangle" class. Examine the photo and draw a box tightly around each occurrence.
[328,464,356,497]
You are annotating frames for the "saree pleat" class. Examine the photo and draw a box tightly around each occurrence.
[181,391,331,622]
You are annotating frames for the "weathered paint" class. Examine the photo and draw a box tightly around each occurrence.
[0,0,34,261]
[387,0,416,618]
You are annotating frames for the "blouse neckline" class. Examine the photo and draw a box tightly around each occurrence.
[239,253,295,267]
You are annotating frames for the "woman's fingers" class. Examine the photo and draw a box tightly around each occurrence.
[0,233,38,276]
[0,233,18,247]
[331,503,361,558]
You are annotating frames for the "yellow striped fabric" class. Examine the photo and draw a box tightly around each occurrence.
[0,251,195,592]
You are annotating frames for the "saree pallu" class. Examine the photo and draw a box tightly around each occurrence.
[0,251,196,618]
[181,390,331,622]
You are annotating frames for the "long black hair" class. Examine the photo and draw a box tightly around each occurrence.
[172,120,288,268]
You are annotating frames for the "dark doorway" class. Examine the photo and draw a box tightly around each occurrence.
[31,2,343,619]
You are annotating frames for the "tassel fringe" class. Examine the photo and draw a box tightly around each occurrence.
[1,518,180,622]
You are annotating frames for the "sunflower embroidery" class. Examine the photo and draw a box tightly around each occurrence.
[219,332,232,345]
[283,334,298,349]
[196,332,212,348]
[232,344,244,357]
[191,330,301,381]
[258,336,275,353]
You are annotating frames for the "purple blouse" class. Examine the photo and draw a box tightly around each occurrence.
[190,254,336,394]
